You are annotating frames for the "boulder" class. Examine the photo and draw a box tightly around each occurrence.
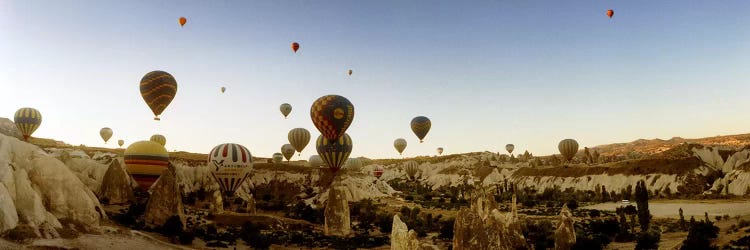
[324,184,351,236]
[99,160,134,204]
[554,204,576,250]
[391,214,422,250]
[144,164,186,229]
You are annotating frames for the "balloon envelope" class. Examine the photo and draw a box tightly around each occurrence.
[220,87,226,93]
[281,144,295,161]
[437,147,444,155]
[124,140,169,190]
[607,9,614,18]
[140,71,177,121]
[393,138,407,155]
[179,17,186,26]
[208,143,253,196]
[348,69,353,76]
[403,161,420,180]
[310,95,354,140]
[308,155,325,167]
[14,107,42,141]
[316,133,353,173]
[558,139,579,161]
[280,103,292,118]
[410,116,431,143]
[291,42,299,53]
[272,153,283,164]
[100,127,113,143]
[373,166,385,179]
[506,144,515,154]
[344,158,363,172]
[288,128,311,154]
[118,140,124,147]
[150,134,166,147]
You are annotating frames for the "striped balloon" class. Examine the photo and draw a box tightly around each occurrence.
[373,166,384,179]
[281,144,295,161]
[403,161,420,180]
[140,70,177,121]
[208,143,253,196]
[124,140,169,190]
[394,138,407,155]
[13,107,42,141]
[316,133,353,173]
[310,95,354,141]
[272,153,283,164]
[288,128,311,156]
[558,139,579,161]
[150,134,166,147]
[410,116,431,143]
[343,158,362,172]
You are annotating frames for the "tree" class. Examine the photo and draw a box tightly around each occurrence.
[623,185,633,201]
[635,180,651,232]
[635,229,661,250]
[601,186,610,202]
[680,220,719,250]
[679,208,686,230]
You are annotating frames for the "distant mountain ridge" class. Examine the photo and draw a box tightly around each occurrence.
[590,134,750,157]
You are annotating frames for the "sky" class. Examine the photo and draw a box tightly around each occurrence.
[1,0,749,160]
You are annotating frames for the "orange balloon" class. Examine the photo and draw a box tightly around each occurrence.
[179,17,187,26]
[291,42,300,53]
[607,9,614,19]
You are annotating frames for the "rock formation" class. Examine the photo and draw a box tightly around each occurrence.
[144,164,186,229]
[324,183,351,236]
[0,184,19,233]
[0,118,22,140]
[391,214,422,250]
[452,185,528,250]
[99,160,134,204]
[554,204,576,250]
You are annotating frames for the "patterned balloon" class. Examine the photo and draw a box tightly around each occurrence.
[558,139,579,161]
[308,155,325,168]
[13,107,42,141]
[208,143,253,196]
[118,139,124,147]
[140,71,177,121]
[393,138,407,155]
[410,116,431,143]
[316,133,352,173]
[288,128,311,156]
[373,166,384,179]
[310,95,354,141]
[437,147,444,155]
[506,144,515,154]
[280,103,292,119]
[150,134,166,147]
[403,161,420,180]
[281,144,295,161]
[272,153,283,164]
[124,140,169,190]
[100,127,113,143]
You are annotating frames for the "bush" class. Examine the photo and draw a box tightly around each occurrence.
[240,222,261,245]
[376,213,394,233]
[162,216,184,237]
[589,209,601,217]
[635,229,660,250]
[178,231,195,245]
[680,220,719,250]
[566,200,579,210]
[405,195,414,201]
[439,219,455,240]
[738,219,750,228]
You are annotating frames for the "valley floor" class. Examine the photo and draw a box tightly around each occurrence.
[582,199,750,219]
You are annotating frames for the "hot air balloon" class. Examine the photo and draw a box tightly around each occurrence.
[208,143,253,196]
[281,144,295,161]
[437,147,444,155]
[403,161,419,180]
[343,158,362,172]
[316,133,352,173]
[179,17,187,27]
[140,71,177,121]
[288,128,311,156]
[393,138,407,155]
[280,103,292,119]
[310,95,354,141]
[13,107,42,141]
[506,144,515,154]
[410,116,431,143]
[347,69,353,76]
[291,42,299,53]
[124,140,169,190]
[118,140,124,148]
[373,166,385,179]
[558,139,579,162]
[100,127,113,144]
[272,153,283,164]
[607,9,614,19]
[220,87,226,93]
[150,134,166,147]
[309,155,324,168]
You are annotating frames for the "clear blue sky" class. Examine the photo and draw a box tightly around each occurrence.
[1,1,748,159]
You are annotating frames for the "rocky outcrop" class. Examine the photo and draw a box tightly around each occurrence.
[0,118,22,140]
[0,184,18,233]
[391,214,422,250]
[555,205,576,250]
[324,184,351,236]
[452,185,528,250]
[144,164,186,229]
[99,160,134,204]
